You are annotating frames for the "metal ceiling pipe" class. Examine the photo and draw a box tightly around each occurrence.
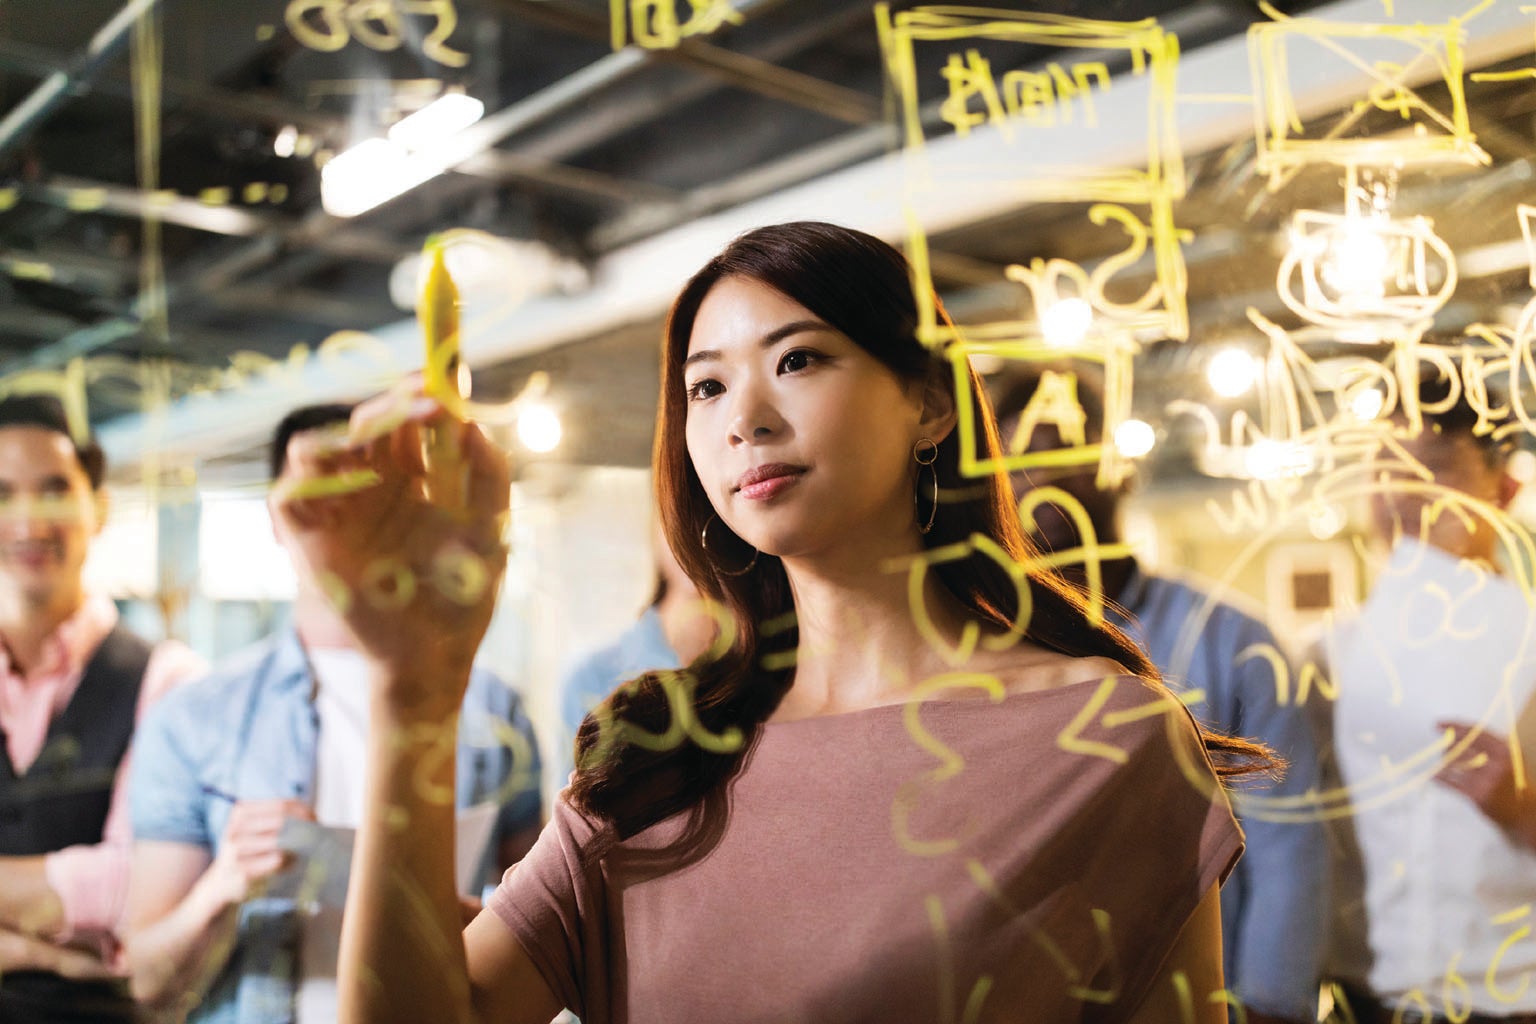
[0,38,340,138]
[415,0,783,182]
[0,0,165,161]
[506,1,875,163]
[0,38,667,206]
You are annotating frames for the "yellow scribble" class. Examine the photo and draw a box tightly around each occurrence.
[1487,906,1533,1004]
[925,895,994,1024]
[1249,6,1490,182]
[580,658,745,770]
[940,50,1112,136]
[610,0,744,51]
[286,0,467,66]
[64,188,107,212]
[949,338,1139,488]
[880,6,1191,352]
[887,533,1031,666]
[892,672,1006,857]
[1055,676,1131,765]
[1015,485,1126,625]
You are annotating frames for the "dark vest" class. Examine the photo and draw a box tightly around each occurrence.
[0,625,152,1023]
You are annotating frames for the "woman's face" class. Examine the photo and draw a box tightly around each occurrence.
[682,275,934,563]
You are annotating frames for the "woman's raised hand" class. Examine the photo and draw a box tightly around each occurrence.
[271,384,512,714]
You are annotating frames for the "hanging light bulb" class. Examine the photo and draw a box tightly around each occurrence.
[516,403,563,454]
[1245,440,1315,481]
[1320,220,1393,301]
[1113,419,1156,459]
[1349,387,1385,421]
[1206,348,1260,399]
[1040,298,1093,348]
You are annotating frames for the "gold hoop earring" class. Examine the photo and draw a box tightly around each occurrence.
[701,513,759,576]
[913,437,938,535]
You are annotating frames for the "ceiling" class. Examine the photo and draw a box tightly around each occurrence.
[1,0,1533,486]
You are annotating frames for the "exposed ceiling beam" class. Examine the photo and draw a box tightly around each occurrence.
[590,0,1247,251]
[27,175,277,237]
[0,306,92,341]
[499,0,878,126]
[3,318,141,375]
[653,38,879,125]
[0,245,133,296]
[0,38,342,140]
[458,149,680,204]
[0,39,668,207]
[507,3,876,164]
[208,285,400,329]
[0,0,164,160]
[24,175,409,261]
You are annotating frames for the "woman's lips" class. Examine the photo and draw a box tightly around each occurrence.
[736,465,806,501]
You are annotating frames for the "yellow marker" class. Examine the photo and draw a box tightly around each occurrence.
[419,239,465,508]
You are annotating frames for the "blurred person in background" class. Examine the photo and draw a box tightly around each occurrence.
[0,394,203,1023]
[991,367,1328,1024]
[1321,373,1536,1024]
[558,525,716,781]
[123,402,542,1024]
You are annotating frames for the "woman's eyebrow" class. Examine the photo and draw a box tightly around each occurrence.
[683,319,834,370]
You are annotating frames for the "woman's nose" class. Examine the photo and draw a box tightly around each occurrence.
[727,386,782,446]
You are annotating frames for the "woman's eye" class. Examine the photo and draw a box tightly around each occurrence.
[779,350,817,374]
[686,379,723,401]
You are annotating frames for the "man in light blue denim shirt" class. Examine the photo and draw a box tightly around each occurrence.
[558,530,715,784]
[993,370,1328,1024]
[121,404,542,1024]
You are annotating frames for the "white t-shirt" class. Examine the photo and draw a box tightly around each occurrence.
[1326,540,1536,1011]
[296,646,372,1024]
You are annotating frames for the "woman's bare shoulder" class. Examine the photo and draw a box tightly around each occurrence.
[965,642,1135,697]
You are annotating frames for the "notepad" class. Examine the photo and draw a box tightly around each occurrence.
[271,801,501,908]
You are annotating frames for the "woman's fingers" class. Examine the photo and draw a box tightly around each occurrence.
[271,426,379,526]
[463,419,513,521]
[349,378,429,448]
[272,380,509,641]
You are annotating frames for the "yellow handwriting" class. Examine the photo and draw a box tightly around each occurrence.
[285,0,467,66]
[610,0,744,51]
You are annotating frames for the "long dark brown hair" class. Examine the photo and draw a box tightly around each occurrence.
[572,221,1269,837]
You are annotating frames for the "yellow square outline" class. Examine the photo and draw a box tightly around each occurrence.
[1248,17,1488,176]
[949,337,1137,486]
[879,5,1183,200]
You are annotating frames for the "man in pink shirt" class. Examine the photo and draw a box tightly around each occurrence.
[0,395,202,1023]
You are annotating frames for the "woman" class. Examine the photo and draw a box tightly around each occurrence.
[280,223,1260,1023]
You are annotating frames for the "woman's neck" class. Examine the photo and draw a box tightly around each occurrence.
[774,542,984,720]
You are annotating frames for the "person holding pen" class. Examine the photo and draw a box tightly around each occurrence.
[122,403,542,1024]
[282,222,1268,1023]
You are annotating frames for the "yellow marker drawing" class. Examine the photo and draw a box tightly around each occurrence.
[946,338,1139,487]
[1471,5,1536,82]
[419,238,465,509]
[611,0,744,51]
[881,7,1190,347]
[1249,4,1491,180]
[285,0,467,66]
[1055,676,1133,765]
[1488,906,1534,1004]
[65,188,107,212]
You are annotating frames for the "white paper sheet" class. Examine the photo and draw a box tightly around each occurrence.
[273,801,502,908]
